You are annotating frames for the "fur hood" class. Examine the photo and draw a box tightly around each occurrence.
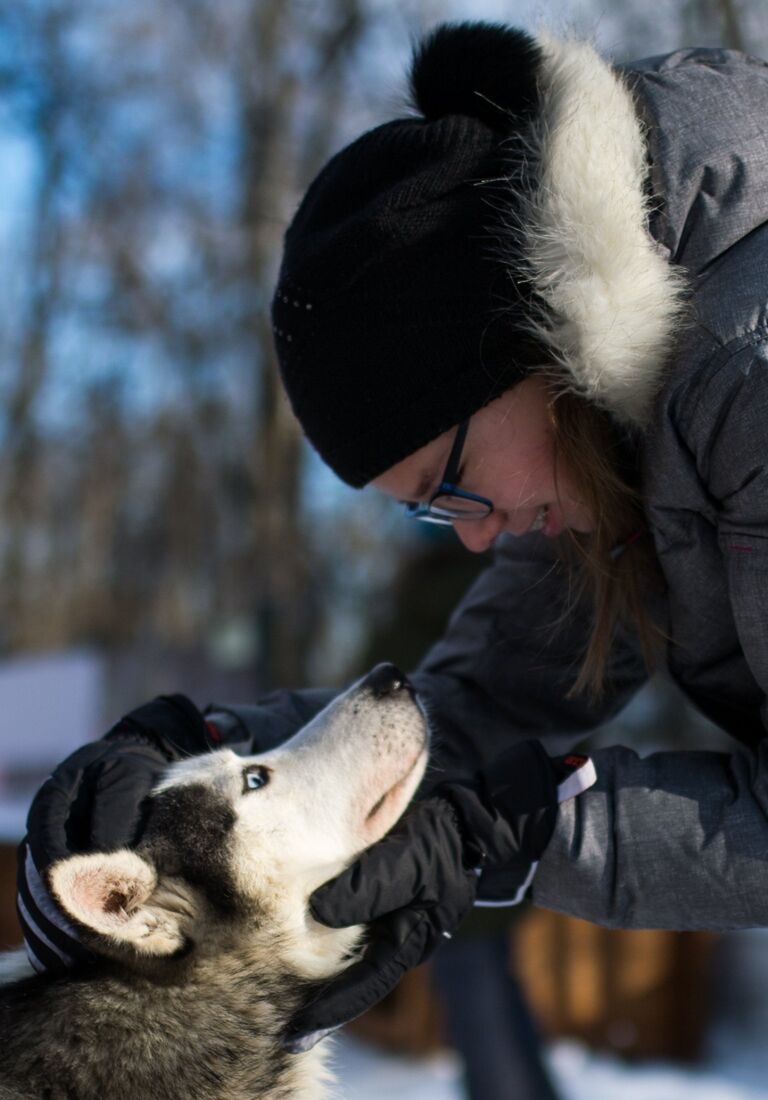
[509,34,688,428]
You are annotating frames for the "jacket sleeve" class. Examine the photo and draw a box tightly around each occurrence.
[409,531,650,778]
[535,343,768,930]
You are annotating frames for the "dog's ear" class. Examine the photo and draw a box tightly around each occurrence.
[49,850,190,957]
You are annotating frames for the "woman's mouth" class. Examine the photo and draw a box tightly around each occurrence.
[529,505,548,533]
[527,504,563,538]
[543,505,563,537]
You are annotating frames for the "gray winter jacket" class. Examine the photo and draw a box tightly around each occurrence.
[248,38,768,932]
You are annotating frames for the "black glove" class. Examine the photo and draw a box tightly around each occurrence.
[17,694,225,974]
[285,741,595,1051]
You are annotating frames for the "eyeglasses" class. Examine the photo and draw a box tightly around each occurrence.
[403,419,495,525]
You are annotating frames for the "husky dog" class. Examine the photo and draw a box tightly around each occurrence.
[0,664,429,1100]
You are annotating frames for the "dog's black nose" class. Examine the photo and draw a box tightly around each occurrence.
[364,662,410,698]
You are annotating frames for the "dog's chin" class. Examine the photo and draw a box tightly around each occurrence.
[361,741,429,843]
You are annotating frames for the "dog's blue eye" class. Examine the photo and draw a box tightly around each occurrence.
[243,766,270,793]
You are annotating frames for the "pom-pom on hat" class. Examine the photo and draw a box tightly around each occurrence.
[272,22,545,488]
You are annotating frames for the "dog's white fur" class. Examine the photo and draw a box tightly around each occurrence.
[514,34,688,426]
[0,670,429,1100]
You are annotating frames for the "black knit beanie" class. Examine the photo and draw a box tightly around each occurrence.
[272,22,545,488]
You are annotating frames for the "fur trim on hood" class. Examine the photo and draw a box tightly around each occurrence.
[514,35,688,428]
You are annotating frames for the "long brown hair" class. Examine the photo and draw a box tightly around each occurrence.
[545,378,663,700]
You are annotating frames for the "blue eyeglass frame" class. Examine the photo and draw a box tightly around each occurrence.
[403,419,495,525]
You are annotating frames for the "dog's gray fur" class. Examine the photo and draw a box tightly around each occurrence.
[0,672,429,1099]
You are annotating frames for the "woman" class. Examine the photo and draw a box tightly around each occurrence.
[17,22,768,1051]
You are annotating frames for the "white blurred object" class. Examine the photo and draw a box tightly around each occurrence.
[0,649,104,840]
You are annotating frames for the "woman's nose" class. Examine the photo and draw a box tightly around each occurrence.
[453,512,505,553]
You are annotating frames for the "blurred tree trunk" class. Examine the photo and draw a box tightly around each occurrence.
[717,0,746,49]
[234,0,365,686]
[683,0,746,49]
[0,6,67,651]
[0,0,373,691]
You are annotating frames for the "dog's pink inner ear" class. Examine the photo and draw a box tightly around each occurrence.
[53,856,156,932]
[68,870,137,924]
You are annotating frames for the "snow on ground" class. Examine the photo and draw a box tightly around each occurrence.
[331,1034,463,1099]
[331,1033,768,1100]
[548,1039,768,1100]
[332,931,768,1098]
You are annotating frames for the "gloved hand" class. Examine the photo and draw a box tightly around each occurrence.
[285,741,595,1052]
[17,694,223,974]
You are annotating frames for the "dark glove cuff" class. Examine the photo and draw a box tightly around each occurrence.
[105,694,214,760]
[437,740,560,870]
